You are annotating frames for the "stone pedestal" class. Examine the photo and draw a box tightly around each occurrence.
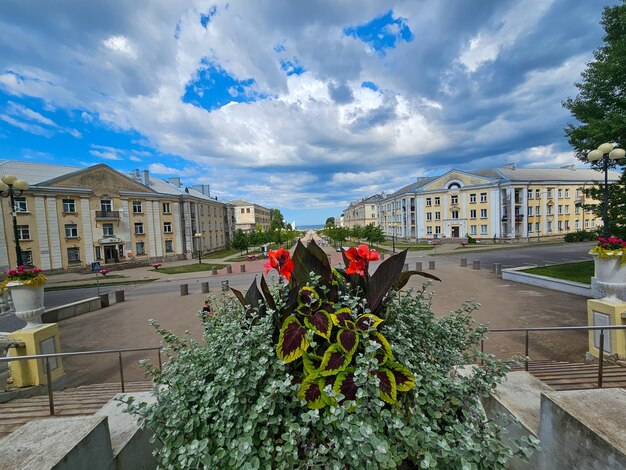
[7,323,64,388]
[587,298,626,360]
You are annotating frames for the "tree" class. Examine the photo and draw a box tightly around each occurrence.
[325,217,335,228]
[363,223,385,247]
[231,229,249,254]
[563,1,626,237]
[269,208,285,231]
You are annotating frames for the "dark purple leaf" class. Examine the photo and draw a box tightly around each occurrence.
[366,250,407,315]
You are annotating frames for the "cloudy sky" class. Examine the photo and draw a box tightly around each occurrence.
[0,1,615,225]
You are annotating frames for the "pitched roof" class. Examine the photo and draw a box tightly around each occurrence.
[0,160,81,185]
[493,167,621,183]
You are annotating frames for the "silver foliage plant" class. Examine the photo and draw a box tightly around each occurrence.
[122,288,538,469]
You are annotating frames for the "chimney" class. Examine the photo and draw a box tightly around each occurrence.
[133,169,140,178]
[167,177,181,187]
[142,170,150,186]
[191,184,211,197]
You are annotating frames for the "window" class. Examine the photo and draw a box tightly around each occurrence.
[67,247,80,263]
[100,198,112,211]
[435,226,441,234]
[62,199,76,213]
[547,220,553,232]
[162,202,171,214]
[17,225,30,240]
[527,206,533,216]
[434,197,440,206]
[426,198,432,207]
[535,206,540,216]
[558,205,563,215]
[527,190,533,199]
[575,220,580,230]
[470,209,476,219]
[470,193,476,203]
[95,246,102,260]
[547,205,553,215]
[565,205,570,214]
[535,222,540,232]
[136,241,146,255]
[585,220,590,229]
[246,208,251,213]
[14,197,27,212]
[565,220,570,230]
[426,212,432,221]
[565,189,570,198]
[165,240,174,253]
[133,201,143,213]
[558,220,563,231]
[547,189,553,198]
[103,223,114,236]
[134,222,144,235]
[480,209,487,218]
[528,223,533,233]
[470,225,477,235]
[480,225,488,235]
[480,193,487,203]
[558,189,563,198]
[451,210,459,219]
[535,189,540,199]
[240,208,245,214]
[435,211,441,221]
[576,189,582,198]
[451,195,458,205]
[65,224,78,238]
[164,222,172,233]
[426,226,432,235]
[575,205,581,214]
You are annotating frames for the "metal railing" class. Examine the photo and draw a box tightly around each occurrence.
[480,325,626,389]
[0,346,162,416]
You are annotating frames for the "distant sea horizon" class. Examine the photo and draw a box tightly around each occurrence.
[298,224,324,231]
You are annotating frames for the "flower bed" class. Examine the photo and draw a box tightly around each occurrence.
[124,241,536,468]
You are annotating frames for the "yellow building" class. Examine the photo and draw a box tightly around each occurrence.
[0,161,235,270]
[341,194,383,228]
[377,164,619,241]
[230,199,271,232]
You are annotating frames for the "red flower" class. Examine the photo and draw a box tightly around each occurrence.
[264,248,295,282]
[345,244,379,277]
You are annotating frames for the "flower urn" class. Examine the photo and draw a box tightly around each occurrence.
[592,255,626,300]
[6,281,45,329]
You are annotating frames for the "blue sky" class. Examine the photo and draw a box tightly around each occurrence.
[0,1,618,225]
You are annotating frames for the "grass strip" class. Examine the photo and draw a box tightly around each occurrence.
[157,263,227,275]
[520,261,594,284]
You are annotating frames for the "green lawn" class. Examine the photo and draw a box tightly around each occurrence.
[45,279,157,291]
[157,263,227,275]
[520,261,594,284]
[202,248,241,259]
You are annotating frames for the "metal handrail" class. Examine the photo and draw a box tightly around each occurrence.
[479,324,626,389]
[1,346,163,416]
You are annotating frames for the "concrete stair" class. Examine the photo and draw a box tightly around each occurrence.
[0,381,151,440]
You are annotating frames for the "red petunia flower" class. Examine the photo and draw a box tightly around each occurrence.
[264,248,295,282]
[345,244,379,277]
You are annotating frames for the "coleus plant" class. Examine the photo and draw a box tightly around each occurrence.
[232,240,439,409]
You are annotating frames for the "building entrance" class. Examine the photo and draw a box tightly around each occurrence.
[451,226,460,238]
[103,245,119,263]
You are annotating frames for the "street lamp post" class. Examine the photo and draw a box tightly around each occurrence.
[194,232,203,264]
[0,175,29,267]
[392,226,396,253]
[587,142,625,237]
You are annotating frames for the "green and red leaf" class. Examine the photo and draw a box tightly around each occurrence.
[297,286,321,315]
[319,344,352,376]
[386,361,416,392]
[371,332,393,360]
[276,315,309,363]
[304,310,332,340]
[355,314,383,331]
[337,329,359,356]
[334,369,358,402]
[373,368,397,404]
[330,308,352,327]
[297,376,327,409]
[302,353,323,376]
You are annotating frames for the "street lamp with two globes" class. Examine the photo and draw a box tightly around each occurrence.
[0,175,30,266]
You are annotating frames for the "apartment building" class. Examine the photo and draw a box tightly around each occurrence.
[0,161,235,270]
[230,200,271,232]
[341,194,383,228]
[377,165,619,241]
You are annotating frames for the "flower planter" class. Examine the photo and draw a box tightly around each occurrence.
[592,254,626,300]
[6,282,45,329]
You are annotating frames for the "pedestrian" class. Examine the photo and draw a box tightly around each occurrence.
[202,299,212,315]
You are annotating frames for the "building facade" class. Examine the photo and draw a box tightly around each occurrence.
[341,194,383,228]
[230,200,271,232]
[0,161,235,270]
[377,165,618,241]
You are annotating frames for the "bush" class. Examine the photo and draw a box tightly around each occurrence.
[564,230,599,242]
[123,244,537,468]
[467,235,478,245]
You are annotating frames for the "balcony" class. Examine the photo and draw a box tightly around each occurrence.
[515,214,524,223]
[95,210,120,220]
